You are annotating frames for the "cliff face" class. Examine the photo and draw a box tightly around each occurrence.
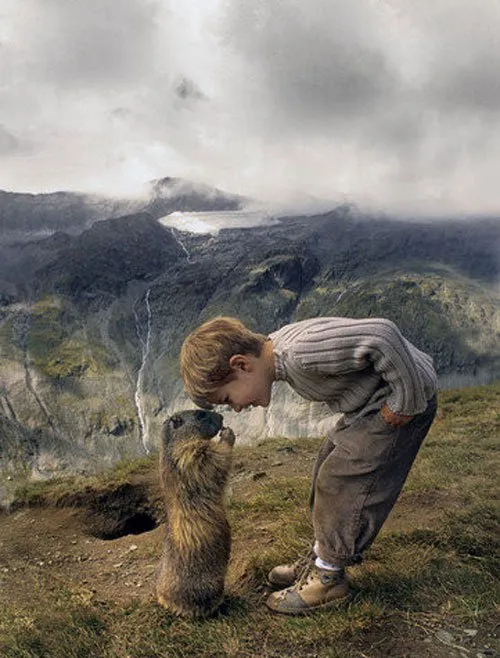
[0,186,499,504]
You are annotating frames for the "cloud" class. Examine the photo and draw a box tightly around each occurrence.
[0,125,20,155]
[4,0,164,90]
[200,0,500,212]
[399,0,500,114]
[221,0,398,130]
[0,0,499,213]
[174,78,206,102]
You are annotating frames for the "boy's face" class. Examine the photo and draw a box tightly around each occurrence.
[208,353,273,413]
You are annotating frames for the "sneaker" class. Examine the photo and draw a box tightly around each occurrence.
[265,564,351,615]
[267,550,315,588]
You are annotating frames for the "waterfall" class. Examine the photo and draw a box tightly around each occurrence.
[170,228,193,263]
[133,289,152,454]
[17,310,58,433]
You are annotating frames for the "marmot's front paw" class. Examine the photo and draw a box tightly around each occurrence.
[220,427,235,447]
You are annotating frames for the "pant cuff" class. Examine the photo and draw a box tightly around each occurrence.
[315,546,364,568]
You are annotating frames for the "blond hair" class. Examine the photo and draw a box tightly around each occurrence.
[180,316,267,407]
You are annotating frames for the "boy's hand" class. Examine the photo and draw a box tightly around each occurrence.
[380,403,414,427]
[220,427,236,447]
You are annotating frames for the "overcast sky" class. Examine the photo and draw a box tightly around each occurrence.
[1,0,500,214]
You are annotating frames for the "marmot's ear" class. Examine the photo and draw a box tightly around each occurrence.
[169,414,184,429]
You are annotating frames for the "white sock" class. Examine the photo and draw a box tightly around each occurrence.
[313,542,342,571]
[315,556,342,571]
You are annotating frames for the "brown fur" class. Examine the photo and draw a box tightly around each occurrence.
[156,409,235,618]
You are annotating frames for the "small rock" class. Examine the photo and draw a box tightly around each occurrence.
[276,445,297,454]
[113,562,123,568]
[464,630,478,638]
[252,471,267,481]
[436,630,455,645]
[128,544,138,552]
[271,461,284,467]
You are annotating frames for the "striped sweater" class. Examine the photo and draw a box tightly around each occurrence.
[269,317,438,423]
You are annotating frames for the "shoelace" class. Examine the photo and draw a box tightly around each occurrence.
[296,564,318,592]
[294,549,316,582]
[287,558,344,594]
[276,550,317,599]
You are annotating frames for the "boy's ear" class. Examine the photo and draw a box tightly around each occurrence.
[228,354,252,371]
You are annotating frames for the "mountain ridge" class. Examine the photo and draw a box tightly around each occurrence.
[0,177,244,240]
[0,181,499,501]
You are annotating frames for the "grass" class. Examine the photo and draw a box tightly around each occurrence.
[1,384,499,657]
[25,297,115,380]
[12,455,156,509]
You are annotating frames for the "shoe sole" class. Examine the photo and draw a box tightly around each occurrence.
[265,590,354,616]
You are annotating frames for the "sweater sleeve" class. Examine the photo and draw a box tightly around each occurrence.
[292,318,430,415]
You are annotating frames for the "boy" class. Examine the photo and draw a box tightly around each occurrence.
[180,316,438,615]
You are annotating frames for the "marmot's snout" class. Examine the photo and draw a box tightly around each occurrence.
[194,410,223,438]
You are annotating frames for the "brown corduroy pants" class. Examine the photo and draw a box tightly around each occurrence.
[310,395,438,567]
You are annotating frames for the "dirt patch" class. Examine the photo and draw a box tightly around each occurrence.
[0,506,163,608]
[59,482,161,539]
[383,488,466,534]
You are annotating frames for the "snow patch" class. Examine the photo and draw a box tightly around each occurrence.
[158,210,278,234]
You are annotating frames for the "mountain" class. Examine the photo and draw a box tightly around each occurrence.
[0,190,135,240]
[0,177,243,242]
[0,183,499,508]
[146,177,244,217]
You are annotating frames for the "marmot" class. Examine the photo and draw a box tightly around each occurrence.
[156,409,235,618]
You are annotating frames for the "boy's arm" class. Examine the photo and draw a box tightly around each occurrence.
[293,318,435,417]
